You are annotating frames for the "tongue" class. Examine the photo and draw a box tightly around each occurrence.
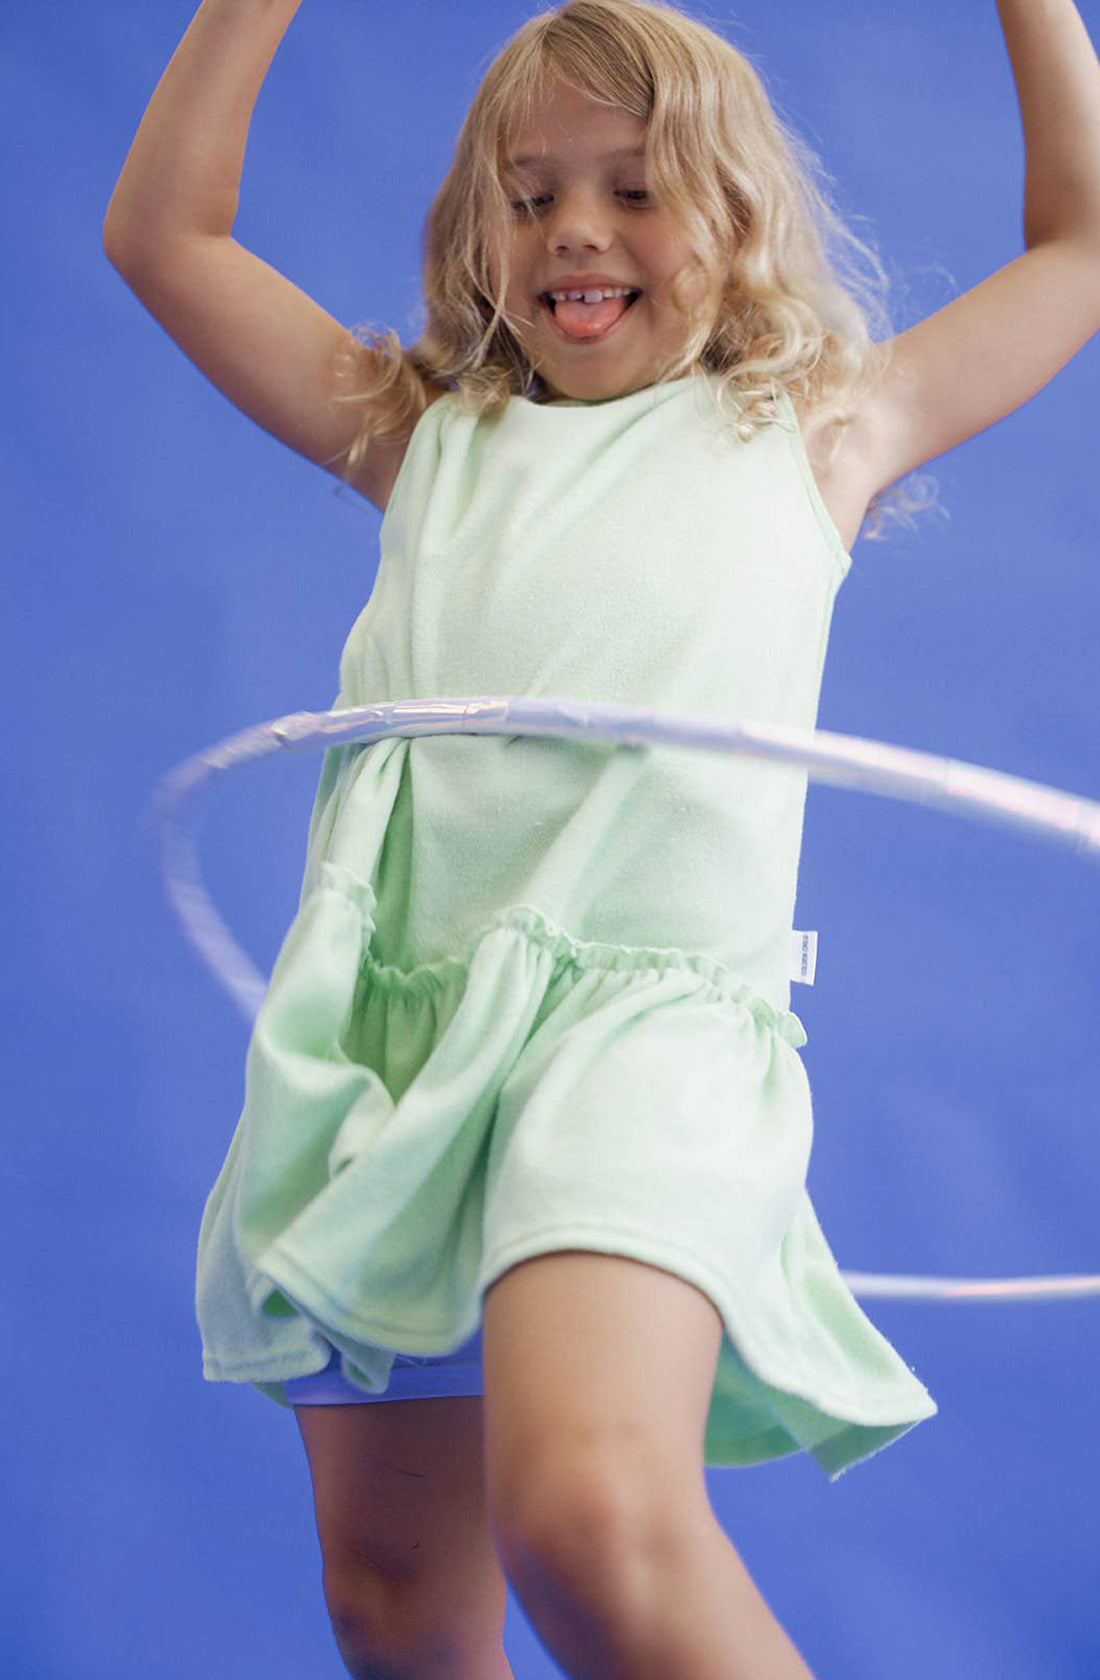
[555,293,629,337]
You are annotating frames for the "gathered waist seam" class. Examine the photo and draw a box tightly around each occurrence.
[317,860,806,1047]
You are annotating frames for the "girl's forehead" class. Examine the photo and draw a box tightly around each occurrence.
[502,104,647,169]
[505,79,643,142]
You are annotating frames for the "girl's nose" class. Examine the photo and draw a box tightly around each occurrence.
[542,189,613,243]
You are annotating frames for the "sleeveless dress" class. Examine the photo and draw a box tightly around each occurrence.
[195,370,938,1480]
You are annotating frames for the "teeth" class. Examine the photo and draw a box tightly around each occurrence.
[548,286,636,303]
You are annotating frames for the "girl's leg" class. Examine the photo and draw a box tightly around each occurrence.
[508,1500,815,1680]
[295,1393,514,1679]
[481,1250,816,1680]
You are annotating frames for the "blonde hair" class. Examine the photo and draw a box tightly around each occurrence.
[334,0,941,542]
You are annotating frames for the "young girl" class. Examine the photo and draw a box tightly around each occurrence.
[105,1,1100,1675]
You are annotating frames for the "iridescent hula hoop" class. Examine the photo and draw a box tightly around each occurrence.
[143,694,1100,1306]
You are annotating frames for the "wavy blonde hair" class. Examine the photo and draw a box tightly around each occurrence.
[333,0,941,542]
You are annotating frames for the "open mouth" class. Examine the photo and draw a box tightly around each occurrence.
[540,288,643,314]
[539,288,644,342]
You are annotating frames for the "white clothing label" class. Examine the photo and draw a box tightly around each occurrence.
[789,930,817,986]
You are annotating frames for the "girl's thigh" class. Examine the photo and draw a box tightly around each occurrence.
[481,1249,724,1551]
[294,1393,508,1647]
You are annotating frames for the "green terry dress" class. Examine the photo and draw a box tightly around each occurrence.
[195,369,937,1480]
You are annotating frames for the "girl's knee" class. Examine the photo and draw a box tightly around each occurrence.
[296,1395,507,1674]
[495,1451,706,1628]
[323,1566,405,1680]
[324,1564,495,1680]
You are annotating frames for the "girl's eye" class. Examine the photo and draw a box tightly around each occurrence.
[509,190,650,213]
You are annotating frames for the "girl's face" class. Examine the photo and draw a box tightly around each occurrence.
[493,80,712,402]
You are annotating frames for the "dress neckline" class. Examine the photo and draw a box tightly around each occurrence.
[536,372,701,408]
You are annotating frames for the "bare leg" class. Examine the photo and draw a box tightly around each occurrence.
[511,1506,816,1680]
[483,1251,818,1678]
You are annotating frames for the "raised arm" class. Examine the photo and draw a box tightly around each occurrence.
[103,0,410,511]
[103,0,305,248]
[850,0,1100,504]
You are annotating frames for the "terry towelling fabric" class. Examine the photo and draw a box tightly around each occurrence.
[195,371,937,1480]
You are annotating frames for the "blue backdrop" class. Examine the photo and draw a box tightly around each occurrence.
[4,1,1099,1675]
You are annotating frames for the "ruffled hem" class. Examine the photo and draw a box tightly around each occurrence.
[195,854,936,1481]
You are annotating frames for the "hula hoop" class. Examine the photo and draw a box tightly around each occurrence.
[143,694,1100,1305]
